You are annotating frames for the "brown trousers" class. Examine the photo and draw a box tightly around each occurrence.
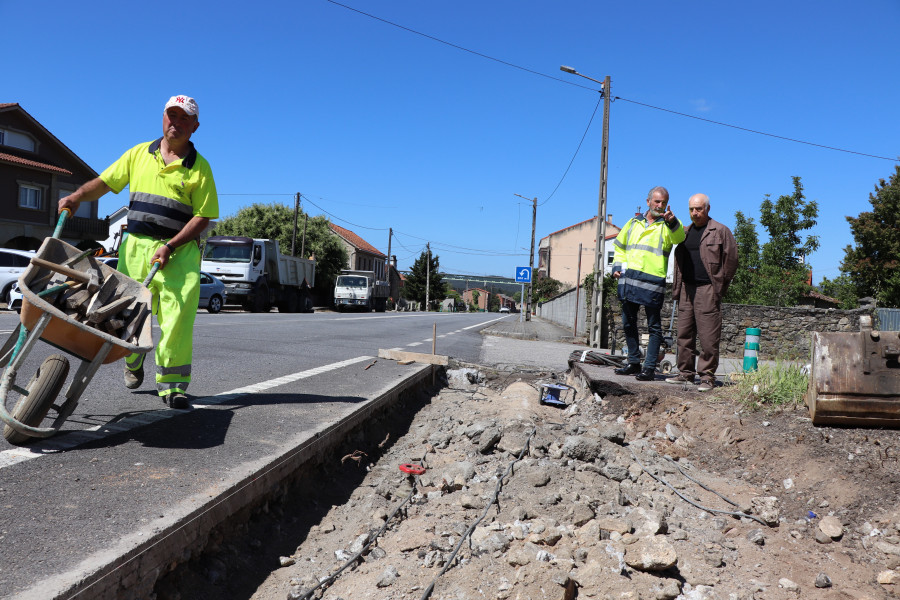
[675,283,722,381]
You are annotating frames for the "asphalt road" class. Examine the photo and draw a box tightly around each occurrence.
[0,308,507,599]
[0,309,505,438]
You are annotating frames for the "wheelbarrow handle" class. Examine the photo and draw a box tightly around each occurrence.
[142,260,161,287]
[53,209,71,239]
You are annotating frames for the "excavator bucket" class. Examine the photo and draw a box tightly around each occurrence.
[806,315,900,427]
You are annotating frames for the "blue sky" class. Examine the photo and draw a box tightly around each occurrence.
[6,0,898,284]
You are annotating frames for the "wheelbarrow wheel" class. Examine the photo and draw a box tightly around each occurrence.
[3,354,70,445]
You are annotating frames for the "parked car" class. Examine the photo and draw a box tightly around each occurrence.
[1,248,35,310]
[99,257,118,269]
[6,282,23,312]
[199,271,226,314]
[499,306,511,313]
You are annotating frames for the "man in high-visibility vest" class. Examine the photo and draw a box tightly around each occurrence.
[611,186,685,381]
[59,95,218,409]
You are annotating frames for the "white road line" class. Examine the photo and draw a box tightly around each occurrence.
[462,315,507,330]
[0,355,374,470]
[407,342,423,347]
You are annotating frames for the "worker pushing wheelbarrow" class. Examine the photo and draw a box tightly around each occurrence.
[0,210,158,444]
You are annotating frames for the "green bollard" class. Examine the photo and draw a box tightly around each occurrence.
[743,327,761,372]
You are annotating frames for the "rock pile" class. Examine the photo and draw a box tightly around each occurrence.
[257,368,898,600]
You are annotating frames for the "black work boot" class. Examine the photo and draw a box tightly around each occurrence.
[635,368,656,381]
[614,363,641,376]
[124,363,144,389]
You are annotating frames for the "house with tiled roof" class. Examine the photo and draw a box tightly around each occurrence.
[537,215,621,289]
[328,223,387,277]
[328,223,402,301]
[1,103,108,250]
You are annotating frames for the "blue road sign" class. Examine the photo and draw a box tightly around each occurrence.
[515,267,532,283]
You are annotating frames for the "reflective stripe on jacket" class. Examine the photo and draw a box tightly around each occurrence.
[100,138,218,239]
[612,213,686,307]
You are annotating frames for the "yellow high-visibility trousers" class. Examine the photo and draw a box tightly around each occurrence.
[119,233,200,397]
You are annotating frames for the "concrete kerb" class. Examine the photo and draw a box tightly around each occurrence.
[22,363,434,600]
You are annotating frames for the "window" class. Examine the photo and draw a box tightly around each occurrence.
[0,128,36,152]
[19,185,42,210]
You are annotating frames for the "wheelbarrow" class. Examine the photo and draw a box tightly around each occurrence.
[0,211,157,444]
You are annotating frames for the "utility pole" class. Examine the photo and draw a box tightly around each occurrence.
[425,242,431,312]
[591,75,610,348]
[291,192,300,256]
[300,214,308,259]
[560,66,611,348]
[514,194,538,322]
[386,227,392,284]
[574,242,583,338]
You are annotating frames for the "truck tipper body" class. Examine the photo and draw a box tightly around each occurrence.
[334,269,389,312]
[201,236,315,312]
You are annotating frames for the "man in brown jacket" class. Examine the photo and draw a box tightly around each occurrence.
[669,194,738,391]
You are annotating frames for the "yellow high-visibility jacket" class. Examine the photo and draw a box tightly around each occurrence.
[611,213,685,308]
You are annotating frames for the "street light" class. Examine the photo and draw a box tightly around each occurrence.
[560,65,610,348]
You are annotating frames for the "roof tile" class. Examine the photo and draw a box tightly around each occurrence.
[329,223,385,257]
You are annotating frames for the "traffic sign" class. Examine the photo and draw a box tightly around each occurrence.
[515,267,532,283]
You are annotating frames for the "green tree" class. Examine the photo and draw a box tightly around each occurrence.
[724,177,817,307]
[723,211,760,304]
[532,276,562,305]
[470,289,480,311]
[209,203,348,292]
[403,250,444,310]
[488,292,500,312]
[840,165,900,307]
[818,274,858,309]
[755,177,817,306]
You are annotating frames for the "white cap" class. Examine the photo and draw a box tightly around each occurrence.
[164,95,199,117]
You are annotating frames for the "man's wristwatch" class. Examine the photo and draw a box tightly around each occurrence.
[164,242,175,252]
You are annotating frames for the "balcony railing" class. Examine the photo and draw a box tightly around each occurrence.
[62,215,110,239]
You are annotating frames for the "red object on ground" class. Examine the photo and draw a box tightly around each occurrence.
[399,463,426,475]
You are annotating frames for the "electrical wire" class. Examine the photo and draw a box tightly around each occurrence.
[300,194,389,232]
[417,428,536,600]
[540,94,603,206]
[297,469,424,600]
[324,0,595,92]
[327,0,896,163]
[627,446,770,527]
[615,96,898,162]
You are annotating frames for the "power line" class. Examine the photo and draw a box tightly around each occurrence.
[327,0,896,163]
[324,0,594,91]
[300,194,389,231]
[615,96,898,162]
[540,94,603,206]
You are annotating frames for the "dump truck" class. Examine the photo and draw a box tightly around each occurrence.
[334,269,389,312]
[201,236,315,313]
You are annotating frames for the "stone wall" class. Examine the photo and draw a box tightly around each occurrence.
[602,296,874,361]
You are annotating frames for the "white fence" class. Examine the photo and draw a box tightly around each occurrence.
[535,286,587,336]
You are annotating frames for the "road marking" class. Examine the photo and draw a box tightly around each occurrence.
[0,355,374,470]
[463,315,507,330]
[407,342,422,347]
